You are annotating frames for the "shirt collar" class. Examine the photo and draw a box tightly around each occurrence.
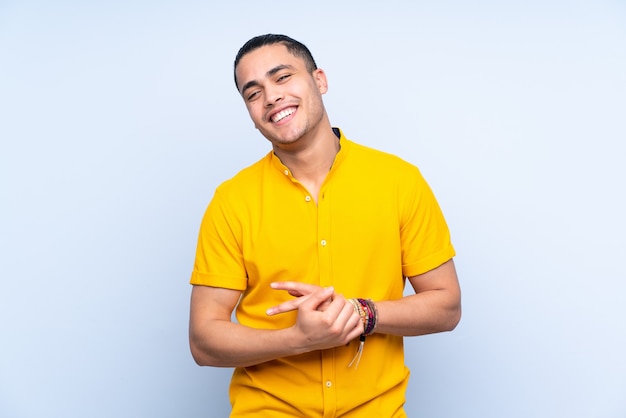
[269,127,351,176]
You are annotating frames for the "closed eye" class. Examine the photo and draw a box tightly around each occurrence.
[246,90,260,101]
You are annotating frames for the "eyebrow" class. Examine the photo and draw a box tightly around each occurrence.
[240,64,295,95]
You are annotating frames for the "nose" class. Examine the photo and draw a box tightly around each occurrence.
[264,86,283,108]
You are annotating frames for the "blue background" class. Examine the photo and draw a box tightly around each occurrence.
[1,1,625,417]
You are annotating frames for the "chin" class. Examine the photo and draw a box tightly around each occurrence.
[265,128,307,146]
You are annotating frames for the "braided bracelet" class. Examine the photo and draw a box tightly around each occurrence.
[347,298,378,368]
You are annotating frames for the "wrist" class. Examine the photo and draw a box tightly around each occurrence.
[282,325,310,356]
[346,298,378,368]
[348,298,378,336]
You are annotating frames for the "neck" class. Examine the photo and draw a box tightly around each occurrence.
[273,124,340,201]
[275,132,339,172]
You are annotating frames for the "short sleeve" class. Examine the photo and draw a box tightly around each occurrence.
[399,166,455,277]
[190,188,248,290]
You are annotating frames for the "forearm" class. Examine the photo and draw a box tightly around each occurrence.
[189,285,306,368]
[190,319,304,368]
[372,259,461,336]
[374,290,461,336]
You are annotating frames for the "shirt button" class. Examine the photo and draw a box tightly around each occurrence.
[320,240,327,246]
[326,381,332,388]
[284,169,289,175]
[305,196,311,202]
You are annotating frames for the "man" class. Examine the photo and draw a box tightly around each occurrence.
[189,34,461,417]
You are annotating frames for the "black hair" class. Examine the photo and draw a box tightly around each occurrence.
[233,34,318,89]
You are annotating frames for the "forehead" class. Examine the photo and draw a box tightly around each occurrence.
[235,43,306,88]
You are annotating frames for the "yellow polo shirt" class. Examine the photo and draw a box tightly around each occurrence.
[191,128,455,417]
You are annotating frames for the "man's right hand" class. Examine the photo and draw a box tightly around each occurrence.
[269,284,364,351]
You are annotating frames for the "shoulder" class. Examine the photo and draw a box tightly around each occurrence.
[344,138,422,178]
[215,152,273,196]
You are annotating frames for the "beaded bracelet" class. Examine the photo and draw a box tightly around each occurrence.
[357,298,378,336]
[347,298,378,368]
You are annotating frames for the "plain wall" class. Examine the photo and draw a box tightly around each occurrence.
[1,1,625,417]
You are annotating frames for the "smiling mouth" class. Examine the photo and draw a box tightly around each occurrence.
[271,107,295,123]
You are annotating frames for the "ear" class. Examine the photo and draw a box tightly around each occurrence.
[313,68,329,94]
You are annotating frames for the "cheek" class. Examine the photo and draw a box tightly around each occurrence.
[306,92,325,112]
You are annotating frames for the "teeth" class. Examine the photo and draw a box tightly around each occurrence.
[272,108,295,122]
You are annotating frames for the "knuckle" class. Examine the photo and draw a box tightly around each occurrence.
[321,316,334,328]
[325,320,341,335]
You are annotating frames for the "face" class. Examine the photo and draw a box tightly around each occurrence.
[235,43,328,148]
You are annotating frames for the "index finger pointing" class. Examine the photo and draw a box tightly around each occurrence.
[270,281,324,297]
